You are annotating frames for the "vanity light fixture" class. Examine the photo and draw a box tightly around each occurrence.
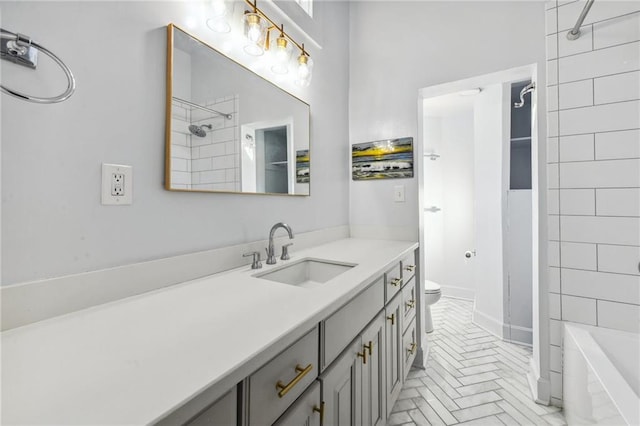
[243,7,268,56]
[240,0,313,85]
[271,25,292,74]
[295,45,313,87]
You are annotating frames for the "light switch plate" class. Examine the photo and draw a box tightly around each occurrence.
[394,185,405,202]
[102,163,132,205]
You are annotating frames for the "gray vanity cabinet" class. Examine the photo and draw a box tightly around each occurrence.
[273,382,322,426]
[186,387,237,426]
[320,338,363,426]
[384,292,403,411]
[360,313,386,426]
[179,248,419,426]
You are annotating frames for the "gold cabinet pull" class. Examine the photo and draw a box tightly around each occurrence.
[313,401,325,424]
[406,299,415,309]
[363,340,373,356]
[404,264,415,272]
[390,277,402,287]
[275,364,313,398]
[386,313,395,325]
[407,342,417,355]
[357,347,367,364]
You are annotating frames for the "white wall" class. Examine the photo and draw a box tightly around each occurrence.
[0,1,350,285]
[545,0,640,406]
[349,1,547,241]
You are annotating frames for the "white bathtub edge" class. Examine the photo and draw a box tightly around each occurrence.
[564,323,640,426]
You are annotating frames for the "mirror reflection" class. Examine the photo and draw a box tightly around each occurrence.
[166,24,310,195]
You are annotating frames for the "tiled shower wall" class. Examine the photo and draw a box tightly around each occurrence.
[545,0,640,406]
[170,96,240,191]
[191,95,240,192]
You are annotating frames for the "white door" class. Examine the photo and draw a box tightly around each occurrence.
[472,83,507,335]
[423,110,476,299]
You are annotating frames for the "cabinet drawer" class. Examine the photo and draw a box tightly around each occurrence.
[384,263,402,303]
[401,252,416,283]
[323,277,384,369]
[273,381,321,426]
[186,387,237,426]
[402,318,418,380]
[249,326,319,426]
[401,277,416,331]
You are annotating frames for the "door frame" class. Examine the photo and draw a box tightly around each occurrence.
[417,63,550,404]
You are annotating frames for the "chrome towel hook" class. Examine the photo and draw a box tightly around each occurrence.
[0,28,76,103]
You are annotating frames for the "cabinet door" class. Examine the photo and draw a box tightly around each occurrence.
[186,387,237,426]
[320,339,362,426]
[360,313,386,426]
[384,293,403,411]
[402,317,418,381]
[273,381,322,426]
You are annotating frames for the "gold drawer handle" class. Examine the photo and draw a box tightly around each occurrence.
[386,313,395,325]
[390,277,402,287]
[357,347,368,364]
[407,342,417,355]
[313,401,325,424]
[404,265,415,272]
[364,340,373,356]
[276,364,313,398]
[406,299,415,309]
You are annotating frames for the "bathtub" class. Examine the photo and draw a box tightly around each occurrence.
[563,323,640,425]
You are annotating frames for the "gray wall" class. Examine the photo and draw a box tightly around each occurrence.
[1,1,350,285]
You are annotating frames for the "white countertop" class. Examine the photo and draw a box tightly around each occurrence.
[2,238,418,425]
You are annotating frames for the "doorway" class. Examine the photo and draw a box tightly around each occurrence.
[241,119,294,194]
[418,64,542,393]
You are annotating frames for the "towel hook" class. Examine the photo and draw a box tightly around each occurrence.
[0,28,76,104]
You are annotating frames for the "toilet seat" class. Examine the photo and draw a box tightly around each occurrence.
[425,280,441,294]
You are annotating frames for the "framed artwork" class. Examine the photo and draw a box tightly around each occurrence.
[296,150,310,183]
[352,137,414,180]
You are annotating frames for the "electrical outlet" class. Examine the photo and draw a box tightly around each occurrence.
[111,173,125,196]
[102,164,132,205]
[394,185,405,203]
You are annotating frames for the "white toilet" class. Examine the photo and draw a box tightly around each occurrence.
[424,280,442,333]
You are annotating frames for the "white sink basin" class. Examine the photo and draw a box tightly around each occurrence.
[254,258,357,288]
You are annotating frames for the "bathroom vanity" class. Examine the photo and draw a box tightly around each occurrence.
[2,238,420,425]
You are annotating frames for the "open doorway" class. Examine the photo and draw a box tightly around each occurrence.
[241,119,294,194]
[418,64,545,401]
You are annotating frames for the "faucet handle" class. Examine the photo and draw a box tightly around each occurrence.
[281,243,293,261]
[243,251,262,269]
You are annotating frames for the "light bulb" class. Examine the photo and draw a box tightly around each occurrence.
[295,54,313,87]
[243,12,266,56]
[271,36,291,74]
[247,24,261,43]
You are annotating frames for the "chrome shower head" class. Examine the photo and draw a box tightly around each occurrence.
[514,82,535,108]
[188,124,213,137]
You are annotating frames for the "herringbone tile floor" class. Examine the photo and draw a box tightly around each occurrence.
[387,297,566,425]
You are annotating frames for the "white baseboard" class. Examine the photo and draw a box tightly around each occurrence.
[472,306,504,339]
[1,225,349,331]
[503,323,533,346]
[440,285,475,300]
[527,357,551,405]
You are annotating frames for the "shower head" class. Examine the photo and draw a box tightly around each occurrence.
[188,124,213,137]
[514,82,535,108]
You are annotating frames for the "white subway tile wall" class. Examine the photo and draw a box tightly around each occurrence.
[170,95,240,192]
[546,1,640,406]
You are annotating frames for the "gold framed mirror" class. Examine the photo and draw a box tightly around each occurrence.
[165,24,310,195]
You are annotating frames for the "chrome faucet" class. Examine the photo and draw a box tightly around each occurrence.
[266,222,294,265]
